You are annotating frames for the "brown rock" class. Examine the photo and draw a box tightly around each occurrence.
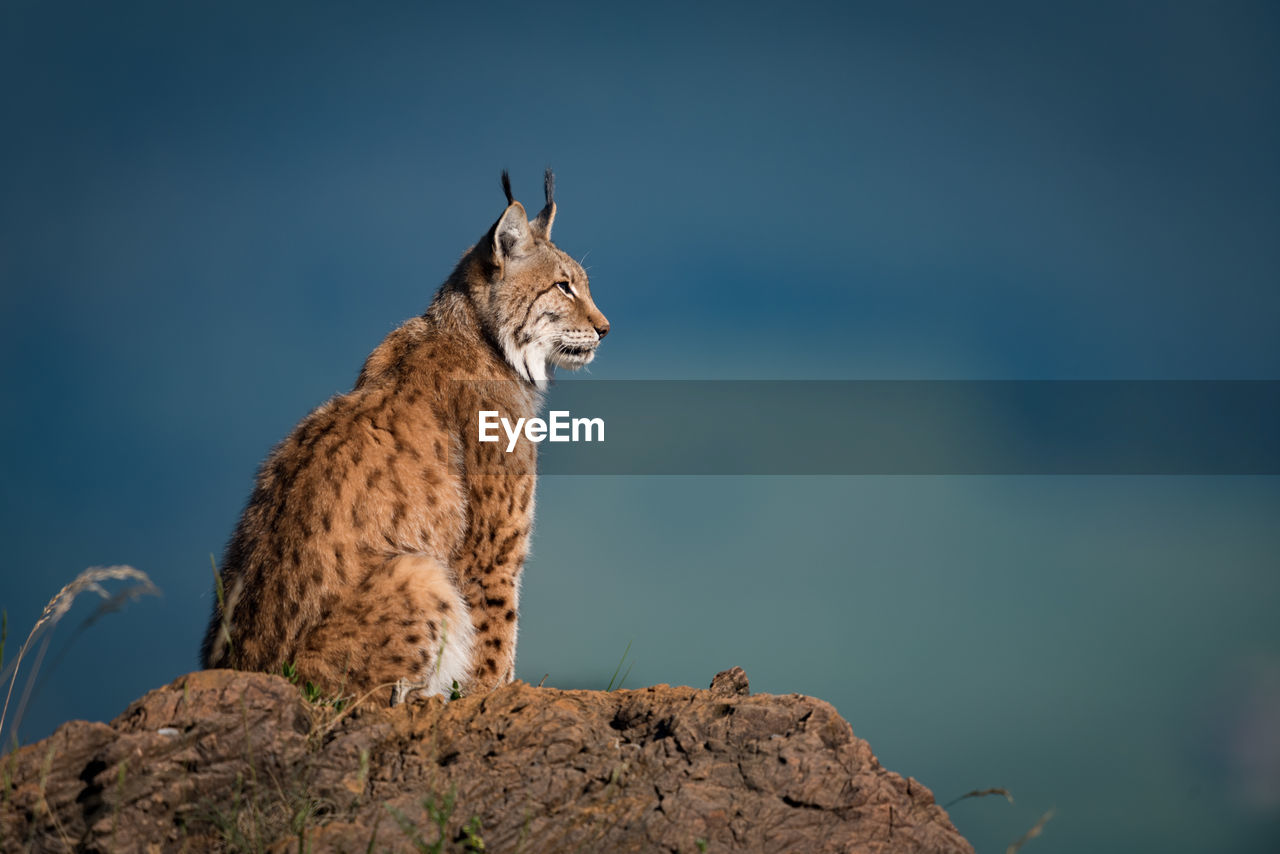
[709,666,750,697]
[0,669,972,853]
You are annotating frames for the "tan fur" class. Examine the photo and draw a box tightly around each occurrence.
[201,172,608,700]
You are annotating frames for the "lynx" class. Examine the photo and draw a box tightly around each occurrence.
[201,170,608,700]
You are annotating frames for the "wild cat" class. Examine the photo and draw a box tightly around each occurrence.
[201,170,608,701]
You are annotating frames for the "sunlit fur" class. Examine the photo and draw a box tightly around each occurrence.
[453,172,608,390]
[201,172,607,702]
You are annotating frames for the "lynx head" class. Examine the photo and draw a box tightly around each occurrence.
[471,169,608,389]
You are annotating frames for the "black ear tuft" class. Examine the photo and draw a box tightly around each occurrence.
[501,170,514,206]
[531,167,558,239]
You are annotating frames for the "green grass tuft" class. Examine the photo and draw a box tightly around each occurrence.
[386,786,485,853]
[606,639,634,692]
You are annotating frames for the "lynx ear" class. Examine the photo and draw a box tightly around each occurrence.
[531,168,556,239]
[492,201,533,261]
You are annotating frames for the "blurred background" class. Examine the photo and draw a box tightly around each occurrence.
[2,1,1278,851]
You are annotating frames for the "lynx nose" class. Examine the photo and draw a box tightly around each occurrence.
[595,321,610,340]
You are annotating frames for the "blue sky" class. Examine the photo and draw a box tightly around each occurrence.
[2,2,1278,851]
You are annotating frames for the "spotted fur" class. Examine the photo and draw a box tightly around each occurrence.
[201,171,608,700]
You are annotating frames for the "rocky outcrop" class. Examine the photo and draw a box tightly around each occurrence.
[0,668,971,852]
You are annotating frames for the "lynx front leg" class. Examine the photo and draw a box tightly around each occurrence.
[458,475,533,693]
[461,573,521,692]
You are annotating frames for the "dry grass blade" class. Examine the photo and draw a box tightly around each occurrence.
[38,582,163,675]
[943,787,1014,808]
[0,565,158,745]
[313,680,411,739]
[210,554,240,666]
[1006,808,1055,854]
[22,580,162,724]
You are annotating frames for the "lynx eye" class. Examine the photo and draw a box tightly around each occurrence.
[555,281,574,298]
